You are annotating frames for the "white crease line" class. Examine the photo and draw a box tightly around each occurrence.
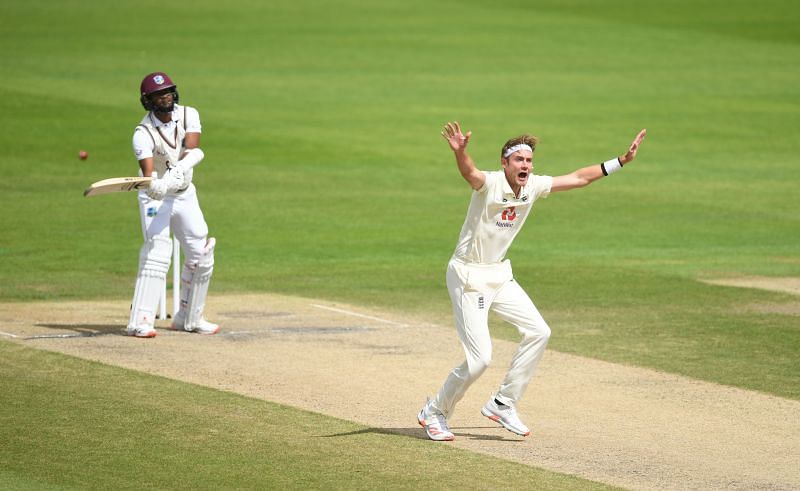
[26,333,105,339]
[311,304,408,327]
[0,331,19,338]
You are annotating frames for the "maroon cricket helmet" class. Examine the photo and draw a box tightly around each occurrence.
[139,72,179,112]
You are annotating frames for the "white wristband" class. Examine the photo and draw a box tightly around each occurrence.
[177,148,205,170]
[601,158,622,176]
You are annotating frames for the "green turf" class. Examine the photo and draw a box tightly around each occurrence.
[0,0,798,410]
[0,340,615,490]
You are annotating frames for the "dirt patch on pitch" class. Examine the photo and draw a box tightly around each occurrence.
[1,294,799,490]
[701,276,800,296]
[701,277,800,316]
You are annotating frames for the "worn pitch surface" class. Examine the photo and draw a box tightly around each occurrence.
[1,293,798,490]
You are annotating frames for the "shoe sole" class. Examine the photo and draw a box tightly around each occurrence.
[481,408,531,437]
[128,331,157,338]
[417,414,455,442]
[193,326,220,335]
[169,325,220,335]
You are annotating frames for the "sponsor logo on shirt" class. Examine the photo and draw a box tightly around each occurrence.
[496,207,517,228]
[501,207,517,221]
[146,207,157,217]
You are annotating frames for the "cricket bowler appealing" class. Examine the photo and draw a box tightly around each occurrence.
[418,122,646,440]
[126,72,219,338]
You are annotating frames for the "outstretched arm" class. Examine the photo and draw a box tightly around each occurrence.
[551,129,647,193]
[442,121,485,190]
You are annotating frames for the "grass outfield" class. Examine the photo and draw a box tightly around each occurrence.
[0,341,614,490]
[1,1,798,391]
[0,0,798,485]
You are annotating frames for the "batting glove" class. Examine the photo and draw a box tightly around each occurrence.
[163,167,186,193]
[146,172,168,200]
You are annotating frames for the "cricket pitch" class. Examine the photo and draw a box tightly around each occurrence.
[1,293,798,490]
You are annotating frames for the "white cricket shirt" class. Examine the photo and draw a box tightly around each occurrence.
[132,104,201,160]
[452,171,552,264]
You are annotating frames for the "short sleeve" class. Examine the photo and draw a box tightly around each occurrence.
[184,106,201,133]
[132,127,154,160]
[532,175,553,201]
[477,171,494,193]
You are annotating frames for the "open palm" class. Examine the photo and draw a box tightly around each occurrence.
[441,121,471,152]
[620,129,647,164]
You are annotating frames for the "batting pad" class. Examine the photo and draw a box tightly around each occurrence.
[181,237,215,328]
[128,235,172,329]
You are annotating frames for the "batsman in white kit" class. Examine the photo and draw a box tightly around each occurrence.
[418,122,646,440]
[126,72,219,338]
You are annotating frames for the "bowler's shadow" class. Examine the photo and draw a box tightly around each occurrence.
[320,426,518,442]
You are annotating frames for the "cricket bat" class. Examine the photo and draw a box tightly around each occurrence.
[83,176,153,197]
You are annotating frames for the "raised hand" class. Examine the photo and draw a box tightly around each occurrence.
[441,121,472,153]
[620,129,647,165]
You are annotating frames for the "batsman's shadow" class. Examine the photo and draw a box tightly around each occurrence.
[33,323,123,338]
[320,426,517,442]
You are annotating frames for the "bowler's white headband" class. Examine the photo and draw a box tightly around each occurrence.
[503,144,533,158]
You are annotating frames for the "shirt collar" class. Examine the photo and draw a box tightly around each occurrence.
[501,173,529,201]
[149,107,179,128]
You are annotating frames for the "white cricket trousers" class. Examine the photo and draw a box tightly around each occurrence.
[137,184,209,265]
[432,258,551,418]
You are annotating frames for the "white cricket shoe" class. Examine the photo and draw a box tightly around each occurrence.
[481,398,531,436]
[188,318,220,335]
[171,311,220,335]
[126,324,156,338]
[417,399,455,441]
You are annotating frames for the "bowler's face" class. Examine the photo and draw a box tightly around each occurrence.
[502,149,533,190]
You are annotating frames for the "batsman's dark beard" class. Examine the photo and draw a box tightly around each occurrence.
[153,102,175,114]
